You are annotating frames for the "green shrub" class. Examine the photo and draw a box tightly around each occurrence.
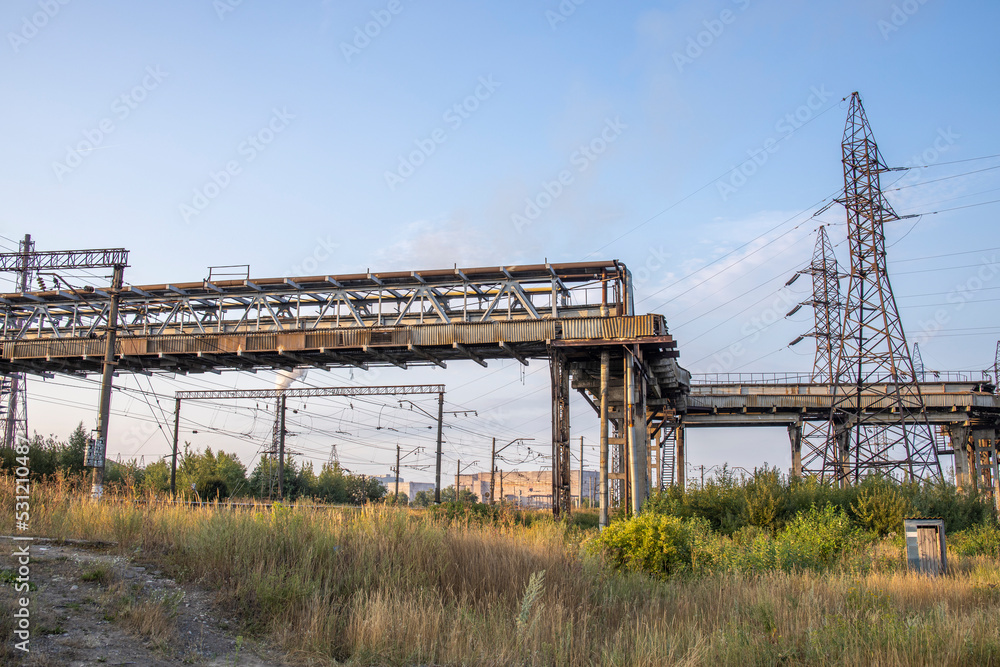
[196,476,229,500]
[950,523,1000,558]
[743,467,785,529]
[591,514,712,578]
[904,480,994,532]
[850,479,911,535]
[773,504,858,570]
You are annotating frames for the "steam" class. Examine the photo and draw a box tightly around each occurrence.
[275,368,308,392]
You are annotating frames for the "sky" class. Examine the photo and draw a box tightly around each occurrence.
[2,0,998,486]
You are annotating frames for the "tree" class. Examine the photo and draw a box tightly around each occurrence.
[173,444,249,499]
[196,476,230,500]
[413,490,434,507]
[313,462,349,503]
[141,460,171,493]
[61,423,88,474]
[384,492,409,506]
[440,485,478,503]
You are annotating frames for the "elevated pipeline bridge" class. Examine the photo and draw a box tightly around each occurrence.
[0,258,689,516]
[670,373,1000,501]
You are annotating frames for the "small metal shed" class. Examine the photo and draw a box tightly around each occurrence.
[903,518,947,575]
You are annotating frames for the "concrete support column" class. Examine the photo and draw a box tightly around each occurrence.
[973,428,993,497]
[835,423,851,487]
[948,424,972,491]
[788,421,803,478]
[625,348,647,515]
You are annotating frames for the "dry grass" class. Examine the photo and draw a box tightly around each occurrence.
[100,580,181,649]
[6,478,1000,665]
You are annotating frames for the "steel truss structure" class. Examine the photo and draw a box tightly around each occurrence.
[174,384,444,401]
[829,92,940,482]
[789,226,844,479]
[0,257,689,517]
[0,261,662,375]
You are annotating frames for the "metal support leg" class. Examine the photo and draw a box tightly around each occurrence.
[550,350,571,518]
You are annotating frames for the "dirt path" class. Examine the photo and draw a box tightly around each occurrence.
[0,537,287,666]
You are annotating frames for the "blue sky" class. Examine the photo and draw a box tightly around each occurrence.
[2,0,998,484]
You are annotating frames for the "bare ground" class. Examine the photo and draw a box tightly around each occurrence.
[0,537,288,666]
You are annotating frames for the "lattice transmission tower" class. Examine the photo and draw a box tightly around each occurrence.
[912,343,925,382]
[788,225,843,479]
[828,92,940,482]
[1,234,34,449]
[993,341,999,391]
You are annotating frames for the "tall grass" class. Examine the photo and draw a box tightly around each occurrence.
[5,478,1000,665]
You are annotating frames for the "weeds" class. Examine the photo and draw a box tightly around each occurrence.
[8,476,1000,665]
[102,581,182,650]
[80,564,115,586]
[515,570,546,635]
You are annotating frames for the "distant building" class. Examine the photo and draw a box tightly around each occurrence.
[376,470,600,507]
[374,475,435,502]
[457,469,599,509]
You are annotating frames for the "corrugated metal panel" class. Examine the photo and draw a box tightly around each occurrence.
[11,339,105,359]
[560,316,662,340]
[563,318,603,339]
[246,334,278,352]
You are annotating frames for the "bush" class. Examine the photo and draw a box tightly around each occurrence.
[850,478,912,535]
[950,523,1000,558]
[590,514,711,578]
[904,480,994,533]
[196,476,229,500]
[773,504,859,570]
[743,467,784,529]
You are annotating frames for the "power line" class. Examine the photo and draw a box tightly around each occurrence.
[888,164,1000,191]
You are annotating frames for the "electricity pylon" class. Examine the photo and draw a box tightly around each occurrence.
[828,92,940,483]
[1,234,32,449]
[788,225,843,479]
[912,343,925,382]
